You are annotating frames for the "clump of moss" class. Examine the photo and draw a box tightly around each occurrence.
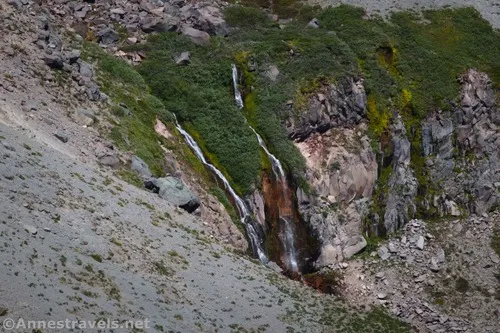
[90,253,103,263]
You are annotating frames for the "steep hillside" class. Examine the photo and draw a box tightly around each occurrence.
[0,0,499,332]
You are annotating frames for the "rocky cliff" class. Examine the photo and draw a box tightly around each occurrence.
[421,69,500,217]
[287,78,376,267]
[286,69,499,267]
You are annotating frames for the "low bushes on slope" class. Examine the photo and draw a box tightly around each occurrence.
[136,4,499,197]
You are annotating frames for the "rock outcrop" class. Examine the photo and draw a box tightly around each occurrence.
[296,127,376,267]
[382,113,417,234]
[286,77,367,141]
[422,69,499,217]
[289,78,376,267]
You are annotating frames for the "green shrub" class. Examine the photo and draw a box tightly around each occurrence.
[224,6,270,28]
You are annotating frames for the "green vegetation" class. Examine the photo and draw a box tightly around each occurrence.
[91,253,103,263]
[0,307,8,316]
[81,42,167,178]
[134,4,499,198]
[138,35,262,194]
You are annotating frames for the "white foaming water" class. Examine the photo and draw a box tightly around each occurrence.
[249,127,286,180]
[232,64,244,109]
[232,65,299,272]
[173,115,267,263]
[280,218,299,272]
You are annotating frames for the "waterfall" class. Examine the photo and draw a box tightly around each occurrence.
[173,115,268,263]
[249,127,285,180]
[232,65,299,273]
[232,64,244,109]
[280,218,299,272]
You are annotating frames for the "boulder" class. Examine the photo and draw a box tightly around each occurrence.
[416,236,425,250]
[181,27,210,46]
[130,155,152,180]
[99,155,121,168]
[196,6,229,36]
[307,18,320,29]
[266,65,280,82]
[43,54,64,69]
[73,109,95,126]
[175,51,191,66]
[140,16,179,33]
[153,177,200,213]
[54,131,69,143]
[378,246,391,260]
[97,28,119,45]
[79,61,93,79]
[68,50,81,64]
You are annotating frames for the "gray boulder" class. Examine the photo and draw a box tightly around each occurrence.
[98,28,119,45]
[99,155,121,168]
[307,18,320,29]
[68,50,81,64]
[43,54,64,69]
[196,6,229,36]
[175,51,191,66]
[181,27,210,46]
[130,156,152,180]
[152,176,200,213]
[73,109,95,126]
[140,16,179,33]
[54,131,69,143]
[79,61,93,79]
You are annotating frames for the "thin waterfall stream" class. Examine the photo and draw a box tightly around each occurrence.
[172,115,268,263]
[232,65,299,273]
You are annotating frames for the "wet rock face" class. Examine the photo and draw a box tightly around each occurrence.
[286,77,367,141]
[422,69,499,216]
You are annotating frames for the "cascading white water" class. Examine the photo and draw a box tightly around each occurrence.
[232,64,244,109]
[232,65,299,272]
[173,115,267,263]
[249,127,286,180]
[280,218,299,272]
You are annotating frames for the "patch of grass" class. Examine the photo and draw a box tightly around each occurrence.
[110,238,122,246]
[224,6,271,28]
[59,255,67,267]
[82,290,98,298]
[90,253,103,263]
[116,168,143,188]
[153,260,173,276]
[82,41,166,178]
[167,250,179,257]
[0,307,8,316]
